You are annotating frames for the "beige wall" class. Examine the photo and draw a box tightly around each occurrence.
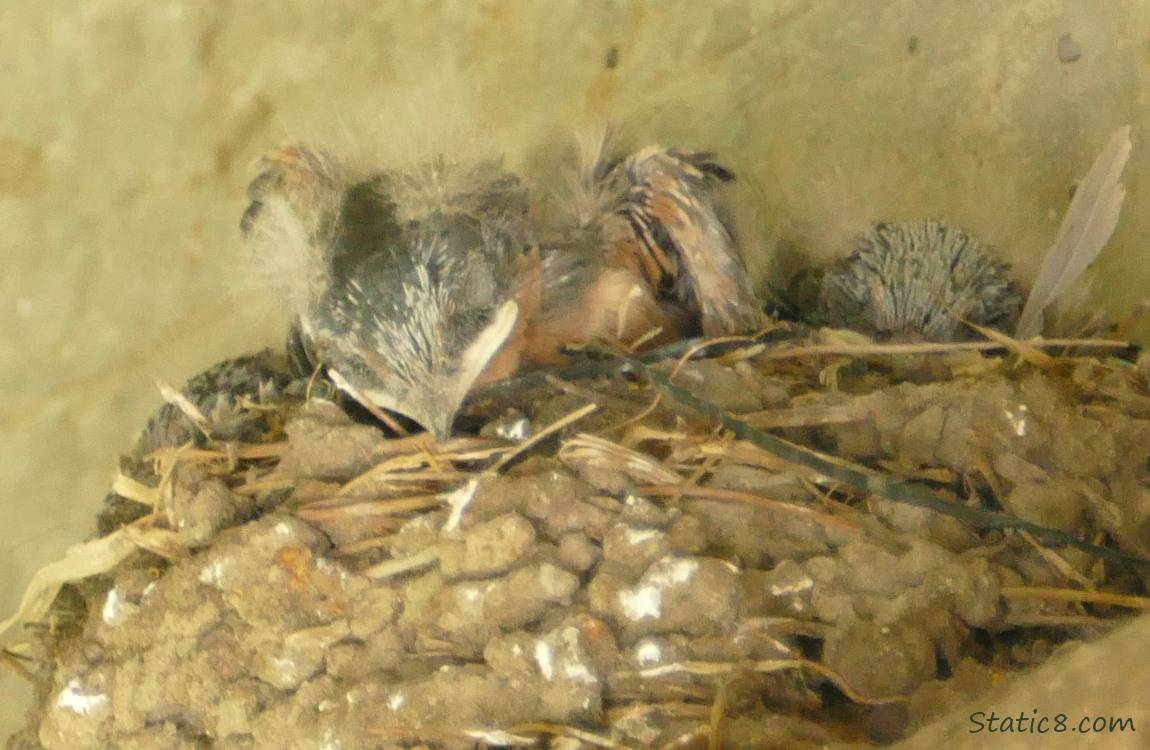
[1,0,1145,739]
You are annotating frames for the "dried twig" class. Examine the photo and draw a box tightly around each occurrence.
[1002,585,1150,611]
[641,484,861,533]
[490,401,598,471]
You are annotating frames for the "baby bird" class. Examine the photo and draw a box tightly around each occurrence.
[524,139,765,364]
[805,127,1132,343]
[243,147,541,440]
[815,219,1023,342]
[242,138,764,439]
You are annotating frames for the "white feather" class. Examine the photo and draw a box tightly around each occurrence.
[1016,126,1131,338]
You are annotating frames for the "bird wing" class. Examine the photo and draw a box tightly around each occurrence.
[606,147,766,338]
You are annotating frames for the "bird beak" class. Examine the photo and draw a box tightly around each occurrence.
[417,299,521,441]
[335,369,458,442]
[423,409,455,444]
[327,299,520,442]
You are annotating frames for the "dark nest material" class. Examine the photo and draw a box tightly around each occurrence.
[6,326,1150,749]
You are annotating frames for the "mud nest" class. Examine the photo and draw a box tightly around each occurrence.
[7,326,1150,749]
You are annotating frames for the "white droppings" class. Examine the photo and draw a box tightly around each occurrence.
[619,585,662,620]
[274,520,295,536]
[462,586,482,603]
[656,557,699,585]
[387,692,406,711]
[495,416,532,441]
[442,479,479,532]
[559,627,597,685]
[198,559,227,586]
[1003,403,1029,437]
[625,527,660,546]
[101,588,123,624]
[56,679,109,716]
[635,639,663,666]
[320,727,342,750]
[618,557,699,621]
[768,572,814,596]
[534,640,555,680]
[562,658,596,684]
[142,581,157,598]
[272,656,297,677]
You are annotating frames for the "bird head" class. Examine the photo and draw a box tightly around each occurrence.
[305,222,527,441]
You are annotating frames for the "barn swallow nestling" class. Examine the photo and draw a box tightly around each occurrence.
[521,137,766,365]
[797,127,1131,344]
[814,219,1025,343]
[241,137,764,440]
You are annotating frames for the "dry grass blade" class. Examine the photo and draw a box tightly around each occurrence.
[967,322,1060,368]
[545,374,644,413]
[111,473,160,506]
[1002,585,1150,611]
[693,438,818,475]
[0,524,183,642]
[559,433,683,485]
[233,475,298,495]
[337,451,466,497]
[329,535,391,556]
[328,370,410,436]
[1016,528,1094,588]
[641,484,861,533]
[157,380,210,432]
[367,723,536,747]
[361,548,440,579]
[296,494,444,520]
[755,337,1131,362]
[1016,125,1132,337]
[628,658,908,705]
[510,722,638,749]
[146,442,288,464]
[740,402,870,429]
[619,424,690,446]
[490,401,598,471]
